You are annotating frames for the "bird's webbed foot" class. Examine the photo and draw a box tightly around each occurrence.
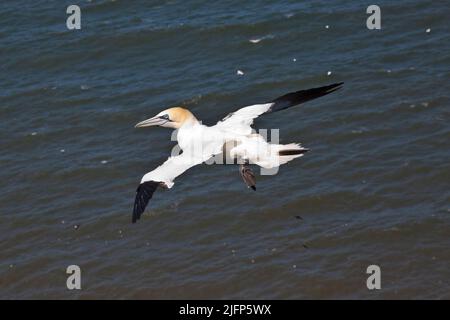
[239,162,256,191]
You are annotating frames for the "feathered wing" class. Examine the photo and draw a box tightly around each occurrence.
[132,152,203,223]
[216,82,343,133]
[133,83,344,222]
[216,103,273,135]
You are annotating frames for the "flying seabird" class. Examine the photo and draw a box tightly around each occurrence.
[132,82,343,223]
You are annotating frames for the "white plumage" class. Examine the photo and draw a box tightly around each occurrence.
[132,82,343,222]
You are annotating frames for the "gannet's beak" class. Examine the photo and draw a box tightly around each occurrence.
[135,116,168,128]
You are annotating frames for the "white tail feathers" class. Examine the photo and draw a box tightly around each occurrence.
[276,143,308,165]
[252,143,308,168]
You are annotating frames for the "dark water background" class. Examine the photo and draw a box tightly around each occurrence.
[0,0,449,299]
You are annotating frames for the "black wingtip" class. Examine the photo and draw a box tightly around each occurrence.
[326,82,344,93]
[270,82,344,113]
[132,181,160,223]
[278,148,310,156]
[250,185,256,191]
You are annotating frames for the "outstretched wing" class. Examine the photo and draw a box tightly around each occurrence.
[133,181,160,223]
[216,82,343,133]
[132,153,202,223]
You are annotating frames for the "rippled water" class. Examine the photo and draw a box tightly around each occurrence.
[1,0,449,299]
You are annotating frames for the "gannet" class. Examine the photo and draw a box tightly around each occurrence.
[132,82,343,223]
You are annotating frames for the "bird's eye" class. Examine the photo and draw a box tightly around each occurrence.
[160,114,170,120]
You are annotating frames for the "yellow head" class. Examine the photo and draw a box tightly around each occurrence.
[135,107,197,129]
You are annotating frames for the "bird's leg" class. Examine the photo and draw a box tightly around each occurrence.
[239,162,256,191]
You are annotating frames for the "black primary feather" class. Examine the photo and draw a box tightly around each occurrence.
[278,148,310,156]
[132,181,160,223]
[269,82,343,113]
